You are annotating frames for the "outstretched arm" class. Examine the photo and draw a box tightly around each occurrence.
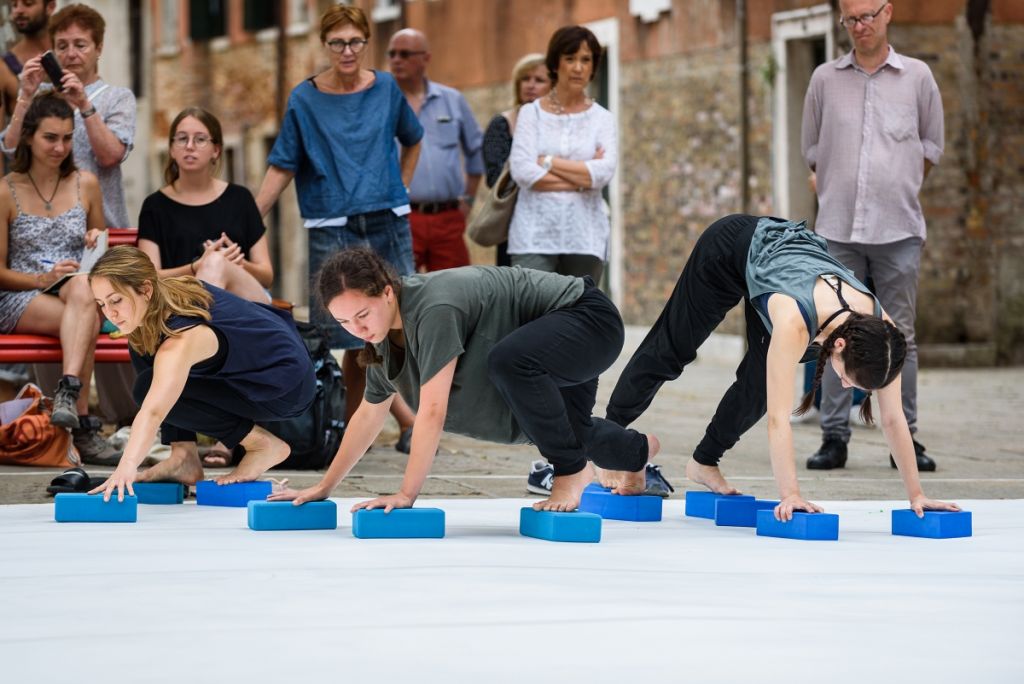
[91,326,219,500]
[352,357,457,513]
[765,296,825,520]
[269,393,393,505]
[877,378,960,516]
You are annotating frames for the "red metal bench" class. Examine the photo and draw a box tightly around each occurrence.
[1,228,138,365]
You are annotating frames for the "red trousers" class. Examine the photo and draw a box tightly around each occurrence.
[410,208,470,272]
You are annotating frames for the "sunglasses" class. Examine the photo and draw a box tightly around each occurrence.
[387,49,426,60]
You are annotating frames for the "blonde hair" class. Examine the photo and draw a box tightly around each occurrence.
[511,53,545,106]
[89,246,213,356]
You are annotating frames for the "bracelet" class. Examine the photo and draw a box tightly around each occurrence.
[541,154,553,171]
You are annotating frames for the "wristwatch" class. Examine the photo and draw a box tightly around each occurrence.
[541,155,553,171]
[80,105,97,119]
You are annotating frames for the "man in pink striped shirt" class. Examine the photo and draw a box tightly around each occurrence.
[801,0,944,472]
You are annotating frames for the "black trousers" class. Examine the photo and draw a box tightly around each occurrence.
[133,367,314,449]
[487,282,649,476]
[606,214,771,466]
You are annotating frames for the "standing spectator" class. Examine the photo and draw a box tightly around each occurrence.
[2,3,139,429]
[388,28,483,272]
[507,25,617,283]
[256,4,422,449]
[801,0,944,471]
[0,0,56,116]
[481,53,550,267]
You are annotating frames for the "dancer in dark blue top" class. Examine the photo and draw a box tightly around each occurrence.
[87,246,315,500]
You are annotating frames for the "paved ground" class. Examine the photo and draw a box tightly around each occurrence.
[3,327,1022,505]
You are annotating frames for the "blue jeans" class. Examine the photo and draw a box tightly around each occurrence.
[308,210,415,350]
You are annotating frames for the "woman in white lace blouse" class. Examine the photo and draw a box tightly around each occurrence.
[508,26,617,282]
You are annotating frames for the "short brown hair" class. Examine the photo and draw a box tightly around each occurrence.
[49,3,105,46]
[164,107,224,185]
[545,26,602,86]
[319,4,370,43]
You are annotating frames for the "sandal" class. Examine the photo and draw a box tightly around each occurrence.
[46,467,107,496]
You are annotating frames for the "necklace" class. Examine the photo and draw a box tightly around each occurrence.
[26,172,60,212]
[548,88,591,116]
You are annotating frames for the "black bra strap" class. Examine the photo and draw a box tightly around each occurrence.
[816,275,853,337]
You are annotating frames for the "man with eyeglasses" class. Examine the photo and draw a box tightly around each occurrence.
[801,0,944,472]
[388,28,483,272]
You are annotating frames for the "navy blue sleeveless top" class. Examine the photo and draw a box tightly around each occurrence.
[162,283,313,403]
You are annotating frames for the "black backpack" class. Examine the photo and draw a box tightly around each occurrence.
[266,322,347,470]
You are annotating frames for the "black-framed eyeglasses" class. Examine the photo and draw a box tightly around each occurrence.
[171,134,212,148]
[387,49,426,60]
[326,38,368,54]
[839,1,889,28]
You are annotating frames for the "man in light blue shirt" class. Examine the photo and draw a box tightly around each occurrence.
[389,28,484,271]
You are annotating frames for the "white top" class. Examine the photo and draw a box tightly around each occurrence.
[508,100,617,259]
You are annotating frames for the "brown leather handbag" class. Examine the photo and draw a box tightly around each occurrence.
[0,384,80,468]
[466,161,518,247]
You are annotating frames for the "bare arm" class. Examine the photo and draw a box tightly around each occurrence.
[269,393,393,505]
[92,326,220,499]
[400,141,421,189]
[765,296,826,520]
[355,357,457,511]
[61,73,129,168]
[255,165,296,218]
[0,186,77,290]
[241,234,274,288]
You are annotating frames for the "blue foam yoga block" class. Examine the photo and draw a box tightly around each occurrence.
[248,500,338,531]
[132,482,185,505]
[579,487,662,521]
[519,508,601,543]
[54,493,137,522]
[351,508,445,539]
[714,498,779,527]
[584,483,608,494]
[756,509,839,540]
[891,509,972,539]
[195,480,272,507]
[685,491,755,519]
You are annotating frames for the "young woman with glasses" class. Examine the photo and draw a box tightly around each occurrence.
[255,4,423,440]
[137,106,275,468]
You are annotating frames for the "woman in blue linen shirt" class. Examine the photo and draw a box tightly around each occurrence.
[255,5,422,436]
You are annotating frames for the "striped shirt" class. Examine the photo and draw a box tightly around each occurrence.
[801,47,944,244]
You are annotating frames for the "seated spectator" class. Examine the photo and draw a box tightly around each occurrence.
[138,107,272,304]
[0,91,117,463]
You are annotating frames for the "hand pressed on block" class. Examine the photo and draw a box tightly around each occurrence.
[351,492,415,514]
[774,493,824,522]
[267,482,331,506]
[909,494,961,518]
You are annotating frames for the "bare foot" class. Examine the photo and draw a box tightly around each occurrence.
[533,467,592,512]
[136,442,204,485]
[610,434,660,495]
[593,464,619,489]
[685,456,740,495]
[216,426,290,485]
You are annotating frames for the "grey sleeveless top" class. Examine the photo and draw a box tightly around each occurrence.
[745,217,881,339]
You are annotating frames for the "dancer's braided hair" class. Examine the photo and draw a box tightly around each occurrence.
[794,313,907,425]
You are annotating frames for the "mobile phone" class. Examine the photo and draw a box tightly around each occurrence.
[40,50,64,91]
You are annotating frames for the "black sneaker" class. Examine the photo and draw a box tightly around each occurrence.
[807,437,848,470]
[526,459,554,495]
[890,439,937,472]
[51,375,82,429]
[72,415,123,466]
[644,463,675,497]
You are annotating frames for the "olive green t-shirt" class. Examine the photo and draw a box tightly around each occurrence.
[364,266,585,444]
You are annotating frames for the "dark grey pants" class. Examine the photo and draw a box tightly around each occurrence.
[509,253,604,283]
[821,237,922,442]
